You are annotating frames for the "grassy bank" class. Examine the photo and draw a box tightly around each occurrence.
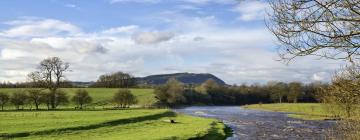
[243,103,336,120]
[0,109,228,140]
[0,88,156,109]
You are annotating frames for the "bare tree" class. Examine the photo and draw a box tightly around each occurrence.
[28,57,69,109]
[267,0,360,63]
[0,92,9,111]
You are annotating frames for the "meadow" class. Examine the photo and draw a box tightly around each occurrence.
[243,103,336,120]
[0,109,228,140]
[0,88,156,109]
[0,88,229,140]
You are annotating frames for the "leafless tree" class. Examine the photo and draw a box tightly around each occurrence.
[28,57,69,109]
[267,0,360,63]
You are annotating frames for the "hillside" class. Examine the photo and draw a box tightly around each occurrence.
[136,73,226,85]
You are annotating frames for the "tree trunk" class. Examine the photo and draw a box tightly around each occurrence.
[50,89,56,109]
[279,96,282,103]
[35,104,39,110]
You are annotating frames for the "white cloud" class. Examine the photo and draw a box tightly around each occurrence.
[65,4,77,8]
[232,1,268,21]
[132,31,175,45]
[1,18,81,38]
[101,25,139,35]
[0,17,344,84]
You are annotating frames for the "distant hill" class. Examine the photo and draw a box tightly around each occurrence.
[136,73,226,85]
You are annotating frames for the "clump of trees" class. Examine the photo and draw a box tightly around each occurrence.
[91,71,136,88]
[154,78,322,107]
[154,78,186,107]
[72,89,93,109]
[28,57,70,109]
[113,89,138,108]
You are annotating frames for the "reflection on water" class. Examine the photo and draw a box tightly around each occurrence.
[174,106,334,140]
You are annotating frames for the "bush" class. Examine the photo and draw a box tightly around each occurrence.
[113,89,138,108]
[27,89,44,110]
[10,90,28,110]
[72,89,92,109]
[42,90,69,109]
[0,92,9,110]
[154,78,186,107]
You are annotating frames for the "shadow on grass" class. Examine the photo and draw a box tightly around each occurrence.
[0,111,176,138]
[189,121,233,140]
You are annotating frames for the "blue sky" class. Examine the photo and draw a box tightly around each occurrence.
[0,0,342,84]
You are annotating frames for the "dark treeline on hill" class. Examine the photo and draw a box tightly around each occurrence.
[154,78,325,107]
[0,72,226,88]
[136,73,226,85]
[90,72,136,88]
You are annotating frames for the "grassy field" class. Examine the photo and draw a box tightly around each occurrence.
[0,109,228,140]
[243,103,336,120]
[0,88,156,109]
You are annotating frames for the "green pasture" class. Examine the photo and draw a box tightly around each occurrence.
[0,109,228,140]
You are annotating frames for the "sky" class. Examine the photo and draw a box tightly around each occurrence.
[0,0,344,84]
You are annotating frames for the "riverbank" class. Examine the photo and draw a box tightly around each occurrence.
[243,103,337,120]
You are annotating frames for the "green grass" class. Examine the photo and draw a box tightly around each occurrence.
[0,88,156,109]
[243,103,335,120]
[0,109,228,140]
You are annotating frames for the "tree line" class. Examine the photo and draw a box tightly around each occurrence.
[0,89,137,111]
[154,78,324,107]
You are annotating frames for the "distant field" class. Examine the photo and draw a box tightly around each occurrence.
[243,103,335,120]
[0,109,228,140]
[0,88,156,109]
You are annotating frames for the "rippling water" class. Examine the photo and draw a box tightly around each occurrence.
[174,106,335,140]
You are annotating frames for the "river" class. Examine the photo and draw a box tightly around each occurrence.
[174,106,335,140]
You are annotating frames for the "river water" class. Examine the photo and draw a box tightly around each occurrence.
[174,106,335,140]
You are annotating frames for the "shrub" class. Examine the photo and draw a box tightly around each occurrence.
[0,92,9,110]
[27,89,44,110]
[113,89,138,108]
[72,89,93,109]
[10,90,28,110]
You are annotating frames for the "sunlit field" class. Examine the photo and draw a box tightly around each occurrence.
[0,109,228,140]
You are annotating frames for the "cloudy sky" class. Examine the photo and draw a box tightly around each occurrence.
[0,0,344,84]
